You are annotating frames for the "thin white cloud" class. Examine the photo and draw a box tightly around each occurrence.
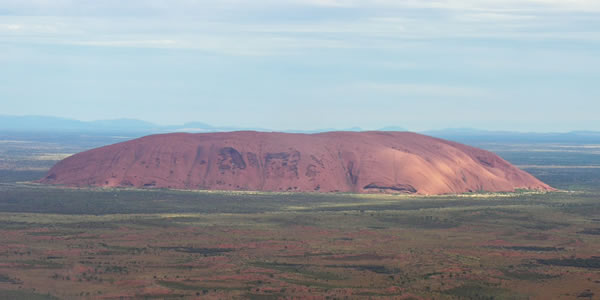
[3,0,600,14]
[0,0,598,57]
[72,39,178,48]
[455,12,537,22]
[0,24,22,30]
[302,0,355,7]
[59,34,352,56]
[353,82,490,98]
[366,0,600,12]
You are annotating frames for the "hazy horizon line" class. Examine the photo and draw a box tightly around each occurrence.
[0,114,598,134]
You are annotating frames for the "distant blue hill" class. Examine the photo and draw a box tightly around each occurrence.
[0,115,214,133]
[0,115,162,133]
[1,115,599,144]
[424,128,600,144]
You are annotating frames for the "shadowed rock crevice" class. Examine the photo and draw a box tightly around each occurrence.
[218,147,246,170]
[363,183,417,193]
[477,156,495,167]
[305,164,318,178]
[264,150,301,178]
[347,161,359,186]
[246,152,259,168]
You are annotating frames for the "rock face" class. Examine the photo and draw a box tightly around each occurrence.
[39,131,553,195]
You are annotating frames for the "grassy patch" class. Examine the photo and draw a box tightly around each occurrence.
[325,264,397,274]
[0,274,21,284]
[157,280,204,291]
[16,260,64,269]
[157,280,244,292]
[160,247,234,255]
[444,283,526,300]
[502,270,560,281]
[537,257,600,269]
[0,290,59,300]
[578,228,600,235]
[485,246,564,252]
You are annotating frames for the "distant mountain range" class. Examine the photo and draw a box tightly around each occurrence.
[1,115,599,144]
[0,115,214,133]
[424,128,600,143]
[0,115,381,134]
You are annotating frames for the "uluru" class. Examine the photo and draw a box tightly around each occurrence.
[39,131,553,195]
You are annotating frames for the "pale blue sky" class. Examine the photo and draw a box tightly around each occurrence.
[1,0,599,131]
